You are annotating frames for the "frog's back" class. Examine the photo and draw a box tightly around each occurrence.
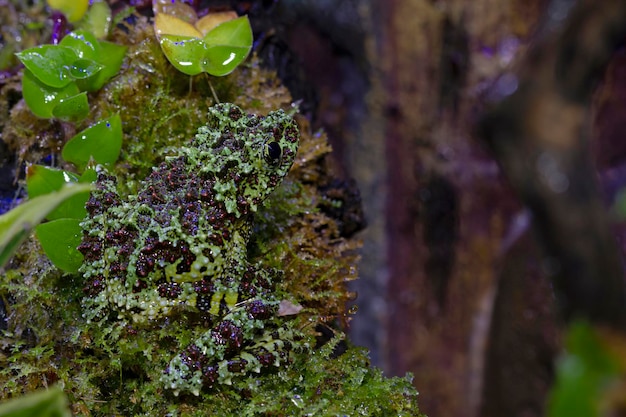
[78,104,299,323]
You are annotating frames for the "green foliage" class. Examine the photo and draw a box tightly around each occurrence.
[15,30,127,121]
[50,91,89,121]
[547,321,621,417]
[21,114,121,273]
[80,40,127,91]
[25,165,89,221]
[20,69,83,120]
[9,5,126,272]
[35,218,84,273]
[0,386,70,417]
[0,183,92,268]
[76,1,113,39]
[158,16,253,76]
[200,17,254,76]
[62,114,123,170]
[17,45,78,88]
[46,0,89,23]
[21,113,121,273]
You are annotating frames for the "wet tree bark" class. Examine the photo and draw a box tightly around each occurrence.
[478,0,626,327]
[371,0,626,416]
[372,1,531,415]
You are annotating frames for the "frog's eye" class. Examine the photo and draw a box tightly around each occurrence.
[264,141,282,165]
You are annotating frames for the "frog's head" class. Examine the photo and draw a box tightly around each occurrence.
[194,103,300,216]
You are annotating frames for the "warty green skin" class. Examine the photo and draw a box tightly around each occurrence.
[78,103,300,395]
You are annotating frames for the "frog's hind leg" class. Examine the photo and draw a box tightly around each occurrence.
[161,264,291,395]
[161,309,295,395]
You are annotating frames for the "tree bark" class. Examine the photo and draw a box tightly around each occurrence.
[478,0,626,327]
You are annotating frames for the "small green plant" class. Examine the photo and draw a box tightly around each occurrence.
[15,30,126,121]
[154,10,253,76]
[25,165,94,273]
[2,115,121,272]
[61,114,123,170]
[22,114,122,273]
[25,165,93,221]
[8,1,126,272]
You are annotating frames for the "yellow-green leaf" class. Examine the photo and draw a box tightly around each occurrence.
[158,35,207,76]
[47,0,89,23]
[202,16,252,76]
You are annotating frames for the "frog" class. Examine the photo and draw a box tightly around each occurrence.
[77,103,300,395]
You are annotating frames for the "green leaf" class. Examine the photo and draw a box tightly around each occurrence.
[26,165,89,220]
[52,91,89,122]
[68,58,102,80]
[158,35,207,76]
[203,44,251,76]
[0,230,28,271]
[547,321,621,417]
[21,69,80,119]
[202,16,252,76]
[0,385,71,417]
[78,40,127,92]
[19,31,125,99]
[47,0,89,23]
[26,165,79,198]
[58,30,125,92]
[58,30,100,60]
[80,168,98,183]
[35,218,84,273]
[0,183,92,268]
[15,45,77,88]
[77,1,113,39]
[62,114,123,169]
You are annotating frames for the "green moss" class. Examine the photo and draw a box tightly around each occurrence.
[238,336,420,417]
[0,237,76,397]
